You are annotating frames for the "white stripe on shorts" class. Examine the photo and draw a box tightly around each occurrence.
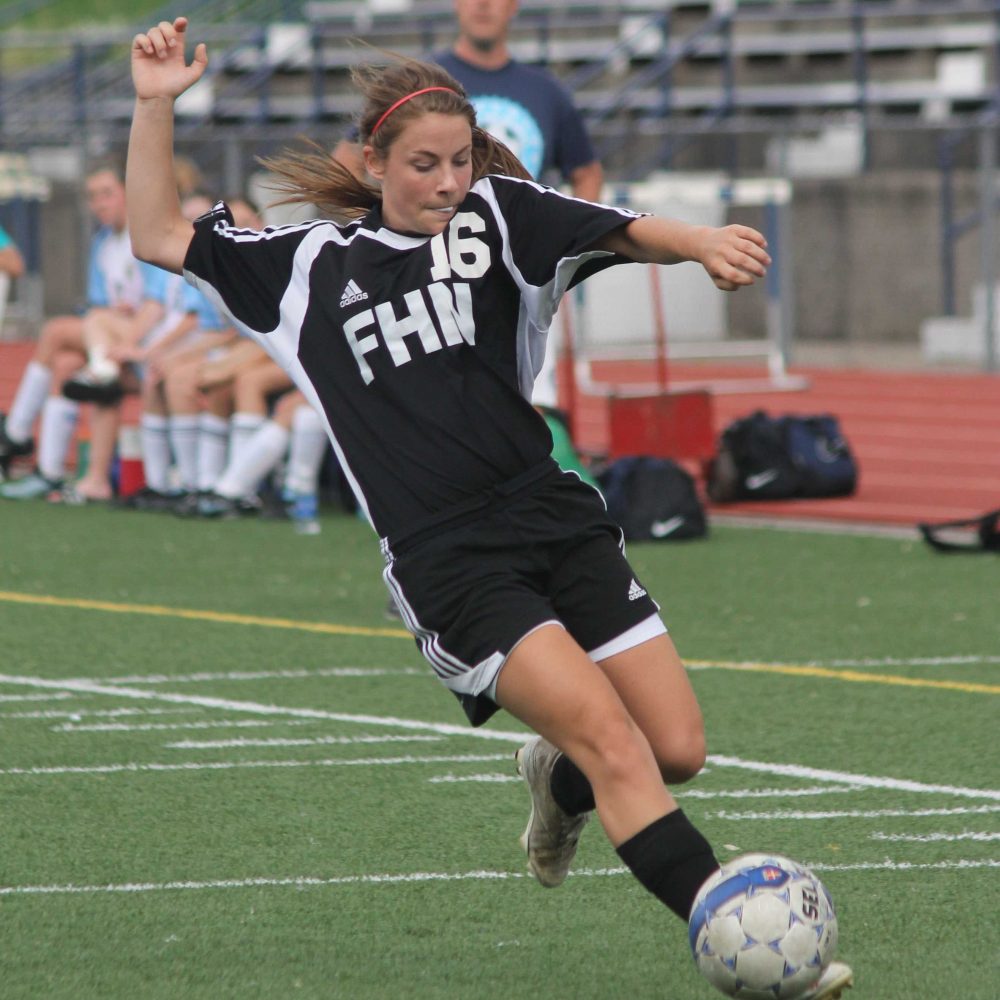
[587,614,667,662]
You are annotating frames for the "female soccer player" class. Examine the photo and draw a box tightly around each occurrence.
[126,18,850,998]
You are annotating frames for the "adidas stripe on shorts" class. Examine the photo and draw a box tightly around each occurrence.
[382,461,666,726]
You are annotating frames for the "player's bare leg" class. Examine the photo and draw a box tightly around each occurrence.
[596,631,706,785]
[497,623,679,881]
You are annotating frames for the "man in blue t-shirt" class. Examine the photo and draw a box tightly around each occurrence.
[437,0,603,200]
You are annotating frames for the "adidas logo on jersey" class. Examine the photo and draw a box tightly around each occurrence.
[340,279,369,307]
[628,578,647,601]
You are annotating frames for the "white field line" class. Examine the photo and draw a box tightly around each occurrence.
[2,859,997,898]
[91,667,427,685]
[2,672,997,802]
[429,773,520,784]
[710,805,1000,820]
[871,830,1000,843]
[0,692,75,703]
[0,673,528,743]
[0,707,204,721]
[166,735,445,749]
[825,655,1000,668]
[709,754,1000,802]
[809,859,1000,872]
[428,775,866,799]
[54,719,321,734]
[0,753,510,778]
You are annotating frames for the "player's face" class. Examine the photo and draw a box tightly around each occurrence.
[85,170,127,231]
[366,113,473,237]
[454,0,518,50]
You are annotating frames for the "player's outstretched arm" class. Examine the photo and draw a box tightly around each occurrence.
[594,216,771,292]
[127,17,208,274]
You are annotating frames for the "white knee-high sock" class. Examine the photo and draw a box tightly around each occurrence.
[196,412,230,493]
[285,405,329,496]
[140,413,172,493]
[215,420,289,500]
[6,361,52,443]
[37,396,79,482]
[168,414,200,492]
[228,412,265,470]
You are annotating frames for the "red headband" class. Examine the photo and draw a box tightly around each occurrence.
[371,87,460,136]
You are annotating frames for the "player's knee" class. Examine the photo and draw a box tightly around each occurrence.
[571,714,656,791]
[654,722,707,785]
[50,352,83,383]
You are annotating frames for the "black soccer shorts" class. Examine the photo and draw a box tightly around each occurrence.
[382,465,665,725]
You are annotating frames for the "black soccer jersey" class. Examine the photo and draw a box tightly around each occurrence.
[183,175,640,541]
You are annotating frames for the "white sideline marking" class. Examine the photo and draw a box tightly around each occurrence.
[428,776,865,800]
[2,859,996,898]
[167,735,444,749]
[711,805,1000,820]
[809,859,1000,872]
[2,673,997,802]
[92,666,426,685]
[429,774,520,784]
[0,707,204,721]
[710,754,1000,801]
[54,719,320,734]
[0,692,75,703]
[0,753,510,777]
[0,673,528,743]
[826,655,1000,668]
[871,831,1000,843]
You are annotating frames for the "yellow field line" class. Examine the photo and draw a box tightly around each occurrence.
[687,659,1000,695]
[0,590,410,640]
[1,589,996,694]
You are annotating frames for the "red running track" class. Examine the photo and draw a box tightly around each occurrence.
[573,360,1000,527]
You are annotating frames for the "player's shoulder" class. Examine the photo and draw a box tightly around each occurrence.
[197,201,358,244]
[470,174,571,208]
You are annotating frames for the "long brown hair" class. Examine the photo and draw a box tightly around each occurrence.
[259,55,531,219]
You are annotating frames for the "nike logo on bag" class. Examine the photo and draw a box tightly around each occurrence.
[650,516,685,538]
[745,469,780,490]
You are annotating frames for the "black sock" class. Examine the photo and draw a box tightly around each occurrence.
[550,752,596,816]
[615,810,719,921]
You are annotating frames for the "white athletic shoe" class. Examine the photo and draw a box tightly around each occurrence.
[515,736,589,888]
[799,961,854,1000]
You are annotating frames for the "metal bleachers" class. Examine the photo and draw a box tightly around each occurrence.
[0,0,998,176]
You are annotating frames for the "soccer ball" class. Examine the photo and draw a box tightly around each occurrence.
[688,853,838,999]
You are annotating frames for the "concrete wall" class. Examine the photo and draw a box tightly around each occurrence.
[729,170,983,344]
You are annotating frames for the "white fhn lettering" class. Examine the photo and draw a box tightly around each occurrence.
[342,214,491,385]
[343,310,378,385]
[428,282,475,346]
[375,290,443,367]
[343,284,475,384]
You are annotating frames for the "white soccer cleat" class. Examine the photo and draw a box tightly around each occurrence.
[515,736,589,888]
[799,961,854,1000]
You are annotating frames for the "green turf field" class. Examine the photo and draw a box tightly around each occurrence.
[0,500,997,999]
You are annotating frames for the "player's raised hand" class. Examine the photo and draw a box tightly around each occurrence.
[697,224,771,291]
[131,17,207,101]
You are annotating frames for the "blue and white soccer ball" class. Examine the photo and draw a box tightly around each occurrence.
[688,853,838,999]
